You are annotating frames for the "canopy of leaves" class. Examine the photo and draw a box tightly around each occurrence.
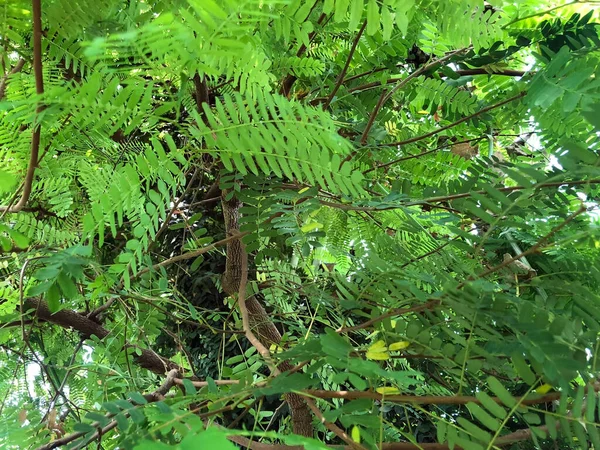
[1,1,600,449]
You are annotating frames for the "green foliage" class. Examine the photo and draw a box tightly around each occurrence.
[190,91,364,197]
[1,1,600,450]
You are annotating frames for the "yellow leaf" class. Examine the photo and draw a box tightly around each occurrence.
[366,350,389,360]
[298,187,310,194]
[300,222,323,233]
[369,340,387,351]
[376,386,400,394]
[535,383,553,394]
[269,344,284,353]
[389,341,410,351]
[351,425,361,443]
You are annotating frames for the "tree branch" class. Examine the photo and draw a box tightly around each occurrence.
[35,369,180,450]
[360,48,469,144]
[280,13,328,97]
[0,58,26,100]
[23,298,184,376]
[346,68,527,93]
[303,388,568,406]
[0,0,44,213]
[382,92,526,148]
[304,397,368,450]
[336,300,440,333]
[364,136,486,174]
[458,204,587,287]
[237,236,279,374]
[323,20,367,109]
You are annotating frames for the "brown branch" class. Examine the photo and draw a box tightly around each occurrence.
[303,389,564,406]
[0,58,26,100]
[399,241,452,269]
[23,298,184,376]
[331,205,588,333]
[347,68,527,93]
[35,369,180,450]
[237,235,279,374]
[139,232,245,276]
[364,136,486,174]
[458,204,587,288]
[192,72,210,125]
[343,65,393,84]
[415,179,600,204]
[359,87,388,145]
[336,300,440,333]
[455,69,526,77]
[383,91,526,148]
[319,179,600,212]
[323,20,367,109]
[0,0,44,213]
[229,437,458,449]
[360,48,469,144]
[280,13,328,97]
[305,398,368,450]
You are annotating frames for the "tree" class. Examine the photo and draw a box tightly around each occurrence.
[1,0,599,449]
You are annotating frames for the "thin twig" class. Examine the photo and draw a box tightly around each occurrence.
[364,136,486,174]
[337,300,440,333]
[304,398,368,450]
[382,92,526,148]
[412,179,600,204]
[0,58,26,100]
[359,48,469,144]
[319,179,600,211]
[35,369,180,450]
[346,68,527,93]
[302,387,586,406]
[458,204,587,288]
[236,237,279,374]
[359,88,388,145]
[323,21,367,109]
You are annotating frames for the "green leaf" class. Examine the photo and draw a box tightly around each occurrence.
[437,419,447,443]
[182,379,197,395]
[475,390,507,419]
[320,329,352,357]
[511,353,537,385]
[128,392,148,405]
[456,417,492,444]
[57,272,78,300]
[348,0,363,30]
[46,283,61,312]
[0,170,17,195]
[334,0,350,23]
[180,428,237,450]
[487,376,518,408]
[366,0,378,35]
[466,402,502,432]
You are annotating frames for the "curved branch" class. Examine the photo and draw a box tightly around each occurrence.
[35,369,180,450]
[303,388,567,406]
[236,236,279,373]
[323,20,367,109]
[305,398,367,450]
[0,0,44,213]
[347,68,527,92]
[0,58,26,100]
[360,48,470,144]
[23,298,183,376]
[382,92,526,148]
[337,300,440,333]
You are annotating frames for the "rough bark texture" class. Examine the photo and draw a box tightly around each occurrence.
[23,298,183,375]
[221,190,313,437]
